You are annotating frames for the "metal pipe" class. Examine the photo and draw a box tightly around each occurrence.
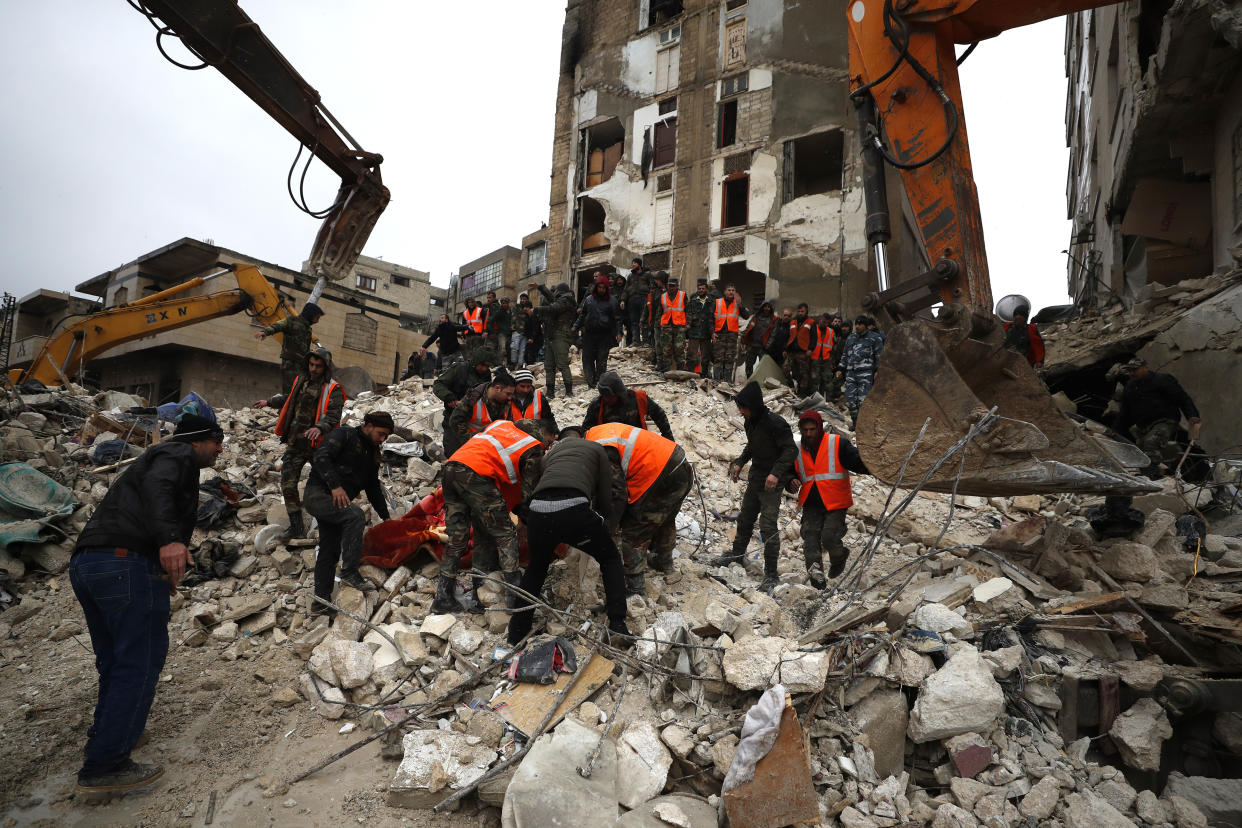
[874,240,891,292]
[129,276,207,307]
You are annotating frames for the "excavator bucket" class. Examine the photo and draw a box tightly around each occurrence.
[855,305,1160,497]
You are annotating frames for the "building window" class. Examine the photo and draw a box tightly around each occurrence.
[659,24,681,44]
[356,274,377,291]
[724,18,747,69]
[721,73,748,97]
[725,0,747,10]
[722,173,749,228]
[718,100,738,148]
[391,274,410,288]
[583,119,625,189]
[653,117,677,168]
[581,198,610,253]
[654,193,673,244]
[656,172,673,192]
[782,130,844,203]
[526,241,548,275]
[655,44,680,94]
[342,312,377,354]
[646,0,683,28]
[461,260,503,300]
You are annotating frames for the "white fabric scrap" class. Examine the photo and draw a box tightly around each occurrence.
[719,683,786,819]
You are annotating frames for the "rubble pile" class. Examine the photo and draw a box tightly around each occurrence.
[1,341,1242,825]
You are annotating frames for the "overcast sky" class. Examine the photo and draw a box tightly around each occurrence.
[0,3,1072,315]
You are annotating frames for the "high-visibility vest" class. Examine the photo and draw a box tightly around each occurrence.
[788,318,814,351]
[585,423,677,503]
[714,298,740,332]
[811,327,835,361]
[448,420,542,509]
[467,396,498,435]
[275,376,343,448]
[660,291,687,326]
[795,433,852,510]
[510,390,546,421]
[462,306,484,334]
[595,390,650,430]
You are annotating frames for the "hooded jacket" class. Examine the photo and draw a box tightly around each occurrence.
[267,347,345,444]
[582,370,673,439]
[732,381,796,482]
[574,286,622,337]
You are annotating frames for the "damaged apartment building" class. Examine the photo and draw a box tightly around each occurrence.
[540,0,925,310]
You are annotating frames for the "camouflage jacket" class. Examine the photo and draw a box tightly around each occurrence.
[533,284,577,342]
[433,360,493,406]
[263,314,313,365]
[842,331,885,374]
[686,294,714,339]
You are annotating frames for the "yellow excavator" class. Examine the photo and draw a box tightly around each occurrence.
[845,0,1157,496]
[11,0,388,388]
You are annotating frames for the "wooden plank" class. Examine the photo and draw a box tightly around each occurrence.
[493,651,614,738]
[797,605,886,645]
[1046,592,1125,615]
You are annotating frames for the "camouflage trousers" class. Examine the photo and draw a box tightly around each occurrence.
[802,502,848,571]
[1134,419,1180,476]
[463,334,484,363]
[713,332,740,381]
[811,360,836,399]
[660,325,687,370]
[785,351,812,395]
[685,337,711,374]
[619,451,693,575]
[280,359,302,397]
[844,370,875,419]
[280,437,314,511]
[544,337,573,397]
[440,462,519,577]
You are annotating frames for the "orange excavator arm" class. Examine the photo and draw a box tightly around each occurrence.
[10,265,290,388]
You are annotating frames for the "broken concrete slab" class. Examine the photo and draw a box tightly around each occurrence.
[721,635,785,691]
[387,729,494,810]
[912,602,973,636]
[1018,775,1062,820]
[1109,697,1172,772]
[1062,791,1135,828]
[908,647,1005,743]
[930,802,980,827]
[614,794,716,828]
[501,718,618,827]
[328,639,375,689]
[1163,773,1242,828]
[616,722,673,810]
[1099,541,1162,583]
[849,690,908,780]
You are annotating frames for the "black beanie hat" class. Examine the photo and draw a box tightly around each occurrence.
[172,413,224,443]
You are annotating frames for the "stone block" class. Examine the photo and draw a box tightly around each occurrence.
[660,724,696,759]
[930,802,980,827]
[721,635,785,691]
[1163,773,1242,828]
[502,718,619,825]
[1100,541,1161,582]
[849,690,908,780]
[616,722,672,810]
[387,730,493,809]
[908,648,1005,743]
[328,639,374,689]
[1062,791,1134,828]
[1018,775,1061,820]
[1109,697,1172,772]
[912,602,973,635]
[229,555,258,578]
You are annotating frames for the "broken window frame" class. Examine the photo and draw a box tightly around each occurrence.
[718,100,738,148]
[525,242,547,276]
[721,172,749,229]
[390,274,410,288]
[781,130,845,204]
[580,197,610,254]
[653,115,677,169]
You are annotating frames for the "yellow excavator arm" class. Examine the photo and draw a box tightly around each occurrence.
[10,265,290,388]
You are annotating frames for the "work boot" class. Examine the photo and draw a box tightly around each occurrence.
[309,594,337,619]
[340,568,376,592]
[708,548,745,567]
[759,547,780,594]
[827,555,847,579]
[502,570,524,610]
[806,562,826,590]
[430,574,464,614]
[77,760,164,794]
[284,511,305,539]
[758,574,780,595]
[648,550,673,573]
[607,618,633,649]
[624,573,645,598]
[467,572,487,614]
[507,609,533,646]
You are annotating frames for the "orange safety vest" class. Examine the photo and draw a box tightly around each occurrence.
[795,433,853,510]
[659,291,687,326]
[448,420,542,509]
[467,397,498,436]
[596,389,650,430]
[274,376,342,448]
[810,327,835,361]
[462,306,485,334]
[509,390,546,421]
[788,318,814,351]
[585,423,677,503]
[714,297,740,332]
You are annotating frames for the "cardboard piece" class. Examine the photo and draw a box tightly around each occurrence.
[723,700,819,828]
[493,651,615,737]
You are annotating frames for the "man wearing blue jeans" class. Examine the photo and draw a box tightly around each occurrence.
[70,414,224,794]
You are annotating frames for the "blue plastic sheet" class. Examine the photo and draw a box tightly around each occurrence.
[157,392,216,425]
[0,462,78,550]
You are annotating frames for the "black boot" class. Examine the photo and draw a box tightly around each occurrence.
[649,550,673,572]
[341,568,376,592]
[759,547,780,594]
[285,511,305,539]
[467,571,487,614]
[624,573,645,597]
[607,617,633,649]
[806,562,826,589]
[507,608,533,646]
[503,570,523,610]
[827,553,848,579]
[430,574,464,614]
[709,546,745,567]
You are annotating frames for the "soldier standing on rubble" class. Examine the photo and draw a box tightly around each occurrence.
[582,370,674,439]
[658,278,689,371]
[838,315,884,428]
[741,300,777,377]
[489,295,513,367]
[459,296,487,362]
[809,313,837,399]
[787,411,869,587]
[685,279,715,376]
[711,284,749,382]
[586,423,692,597]
[709,381,796,595]
[508,425,631,645]
[1115,357,1201,479]
[445,371,516,457]
[71,414,224,795]
[254,347,344,539]
[784,303,816,396]
[622,258,650,345]
[433,419,552,615]
[530,281,577,398]
[645,272,669,363]
[255,300,323,394]
[303,411,394,603]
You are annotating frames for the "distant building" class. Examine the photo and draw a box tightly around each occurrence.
[8,289,102,375]
[1065,2,1242,306]
[330,254,439,331]
[450,246,524,316]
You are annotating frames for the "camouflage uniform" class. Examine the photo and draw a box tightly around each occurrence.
[657,290,689,371]
[616,448,693,574]
[262,314,314,394]
[444,383,512,458]
[439,448,544,577]
[785,318,815,396]
[685,292,714,375]
[533,284,577,397]
[810,325,837,398]
[264,353,344,513]
[841,330,885,423]
[1135,420,1180,473]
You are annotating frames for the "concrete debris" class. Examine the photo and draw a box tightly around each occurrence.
[908,647,1005,743]
[616,722,673,810]
[501,718,618,826]
[1163,773,1242,827]
[387,729,493,809]
[1109,697,1173,772]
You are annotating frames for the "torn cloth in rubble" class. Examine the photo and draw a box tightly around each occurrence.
[508,637,578,684]
[181,538,241,587]
[721,683,787,805]
[196,477,256,530]
[0,462,78,551]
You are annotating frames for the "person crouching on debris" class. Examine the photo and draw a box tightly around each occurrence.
[254,347,344,539]
[787,411,869,587]
[508,426,631,646]
[709,381,796,595]
[71,414,225,795]
[582,369,674,439]
[445,370,515,457]
[434,419,553,615]
[1115,357,1201,479]
[510,369,559,436]
[304,411,394,607]
[586,423,692,597]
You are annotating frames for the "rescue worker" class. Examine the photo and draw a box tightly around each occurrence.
[508,425,630,645]
[572,273,623,388]
[509,369,558,436]
[71,414,224,794]
[530,280,577,398]
[838,315,884,427]
[445,371,516,458]
[256,300,323,394]
[810,313,837,398]
[586,423,692,597]
[459,296,487,362]
[1002,305,1045,368]
[784,302,815,396]
[623,258,650,345]
[433,348,497,454]
[422,313,469,373]
[304,411,394,602]
[511,294,532,369]
[787,411,869,587]
[741,300,777,376]
[658,278,689,371]
[488,294,513,366]
[582,370,674,439]
[645,271,669,362]
[711,284,749,382]
[709,381,796,594]
[254,347,344,539]
[433,419,551,614]
[826,314,851,400]
[1115,357,1201,478]
[685,279,715,376]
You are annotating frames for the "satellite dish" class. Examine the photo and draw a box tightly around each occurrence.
[995,294,1032,323]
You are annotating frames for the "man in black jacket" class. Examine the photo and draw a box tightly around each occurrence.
[71,414,224,794]
[573,273,623,388]
[507,426,630,646]
[1115,358,1202,478]
[304,411,394,604]
[421,314,469,373]
[708,382,796,594]
[581,370,674,439]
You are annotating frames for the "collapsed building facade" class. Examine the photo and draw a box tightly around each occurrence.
[539,0,926,309]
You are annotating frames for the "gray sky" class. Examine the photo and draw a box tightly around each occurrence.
[0,3,1072,313]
